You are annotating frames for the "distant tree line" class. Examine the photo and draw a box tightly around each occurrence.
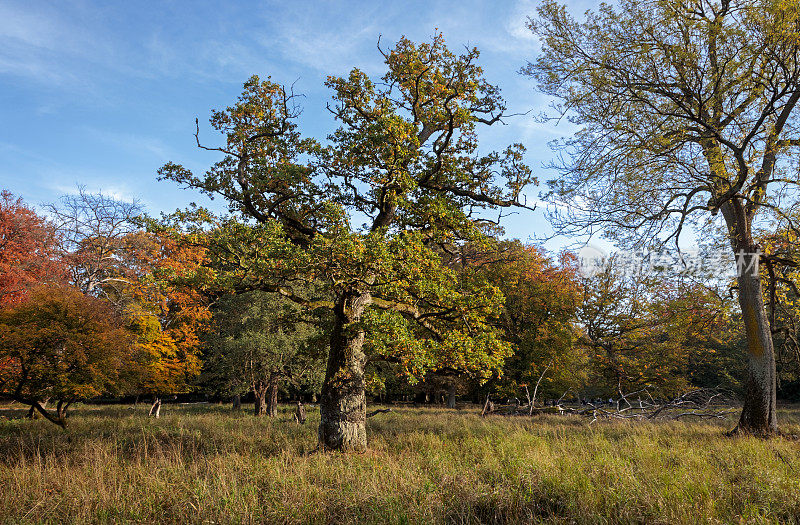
[5,185,798,431]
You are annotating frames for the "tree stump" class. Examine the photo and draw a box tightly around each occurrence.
[149,397,161,418]
[294,401,307,424]
[481,395,494,417]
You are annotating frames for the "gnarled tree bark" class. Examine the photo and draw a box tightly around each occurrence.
[318,292,368,452]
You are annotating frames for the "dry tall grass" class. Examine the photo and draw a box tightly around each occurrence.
[0,403,799,524]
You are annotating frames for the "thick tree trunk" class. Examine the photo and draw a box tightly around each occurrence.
[734,250,778,434]
[318,292,368,452]
[149,397,161,418]
[723,202,778,434]
[266,378,279,417]
[253,383,267,416]
[231,394,241,411]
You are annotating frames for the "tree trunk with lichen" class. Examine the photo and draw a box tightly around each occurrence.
[723,203,778,434]
[447,383,457,409]
[733,250,777,433]
[318,292,368,452]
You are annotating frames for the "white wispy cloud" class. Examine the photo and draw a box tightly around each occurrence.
[258,3,389,75]
[0,2,62,50]
[80,127,175,161]
[0,1,111,87]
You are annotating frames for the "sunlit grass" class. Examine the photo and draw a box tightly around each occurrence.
[0,403,799,523]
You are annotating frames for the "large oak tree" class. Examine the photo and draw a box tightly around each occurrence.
[159,35,536,450]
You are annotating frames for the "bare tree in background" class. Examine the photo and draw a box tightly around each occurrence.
[45,187,144,301]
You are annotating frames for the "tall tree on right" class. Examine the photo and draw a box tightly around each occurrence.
[527,0,800,433]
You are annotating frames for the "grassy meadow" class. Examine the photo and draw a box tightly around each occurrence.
[0,402,799,524]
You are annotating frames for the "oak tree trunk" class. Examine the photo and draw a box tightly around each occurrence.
[447,384,457,409]
[318,292,368,452]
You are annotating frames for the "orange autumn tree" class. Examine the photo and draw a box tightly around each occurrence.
[123,230,210,415]
[45,189,209,414]
[0,191,64,306]
[0,285,130,427]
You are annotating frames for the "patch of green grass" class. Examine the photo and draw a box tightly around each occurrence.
[0,403,799,523]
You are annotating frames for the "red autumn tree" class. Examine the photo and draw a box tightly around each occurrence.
[0,191,63,305]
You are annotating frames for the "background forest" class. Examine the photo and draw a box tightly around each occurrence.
[3,181,797,420]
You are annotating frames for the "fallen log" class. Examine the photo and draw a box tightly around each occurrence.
[367,408,392,418]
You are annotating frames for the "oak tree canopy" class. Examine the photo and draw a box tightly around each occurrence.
[158,34,537,450]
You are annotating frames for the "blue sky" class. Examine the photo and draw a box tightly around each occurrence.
[0,0,595,249]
